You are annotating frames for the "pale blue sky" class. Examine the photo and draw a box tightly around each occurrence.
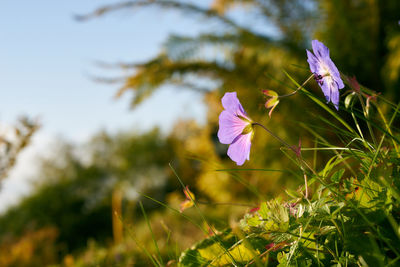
[0,0,210,141]
[0,0,217,210]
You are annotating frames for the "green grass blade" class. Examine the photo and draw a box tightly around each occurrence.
[139,201,164,266]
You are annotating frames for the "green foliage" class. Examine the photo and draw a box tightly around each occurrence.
[175,73,400,265]
[0,128,201,256]
[179,229,269,266]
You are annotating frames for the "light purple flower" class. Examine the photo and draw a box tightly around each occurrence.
[218,92,253,166]
[306,40,344,110]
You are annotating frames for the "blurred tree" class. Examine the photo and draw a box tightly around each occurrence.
[0,227,58,267]
[0,128,201,256]
[0,117,39,183]
[76,0,400,202]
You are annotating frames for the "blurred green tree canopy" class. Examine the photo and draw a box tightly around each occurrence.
[0,128,200,252]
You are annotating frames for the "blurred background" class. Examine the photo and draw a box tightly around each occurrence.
[1,0,400,266]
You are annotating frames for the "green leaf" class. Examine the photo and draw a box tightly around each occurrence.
[277,251,288,265]
[178,229,269,266]
[331,168,345,183]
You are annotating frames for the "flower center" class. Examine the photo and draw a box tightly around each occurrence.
[241,123,253,135]
[319,63,331,77]
[314,63,333,86]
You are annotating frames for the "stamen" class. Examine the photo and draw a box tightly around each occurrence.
[313,73,323,81]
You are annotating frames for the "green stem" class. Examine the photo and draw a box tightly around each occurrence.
[252,122,297,154]
[375,102,399,154]
[278,74,315,98]
[367,100,400,178]
[252,121,400,257]
[196,200,253,207]
[252,122,308,198]
[357,93,377,146]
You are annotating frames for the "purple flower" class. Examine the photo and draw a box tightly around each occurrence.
[218,92,253,166]
[306,40,344,110]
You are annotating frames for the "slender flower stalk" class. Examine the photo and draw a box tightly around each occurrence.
[357,93,377,146]
[263,74,315,117]
[251,122,296,154]
[278,74,315,99]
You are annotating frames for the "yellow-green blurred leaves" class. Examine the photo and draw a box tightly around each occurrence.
[178,229,269,266]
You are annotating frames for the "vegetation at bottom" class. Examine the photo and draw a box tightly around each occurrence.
[1,0,400,266]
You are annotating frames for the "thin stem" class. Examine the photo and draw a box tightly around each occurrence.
[357,93,378,146]
[196,200,254,207]
[375,102,399,154]
[252,122,309,198]
[303,173,309,199]
[169,163,239,266]
[252,122,297,154]
[367,100,400,178]
[278,74,315,98]
[252,123,400,255]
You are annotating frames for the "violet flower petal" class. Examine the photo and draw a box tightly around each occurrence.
[312,40,330,58]
[320,81,331,103]
[306,50,319,73]
[218,110,248,144]
[227,133,252,166]
[326,59,344,88]
[330,87,340,110]
[218,92,253,165]
[221,92,249,118]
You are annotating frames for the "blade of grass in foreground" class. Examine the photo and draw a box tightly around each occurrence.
[169,162,239,266]
[299,122,357,176]
[116,212,160,267]
[215,168,289,172]
[215,168,301,184]
[186,153,264,199]
[367,100,400,178]
[140,193,205,233]
[139,201,164,266]
[375,103,399,154]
